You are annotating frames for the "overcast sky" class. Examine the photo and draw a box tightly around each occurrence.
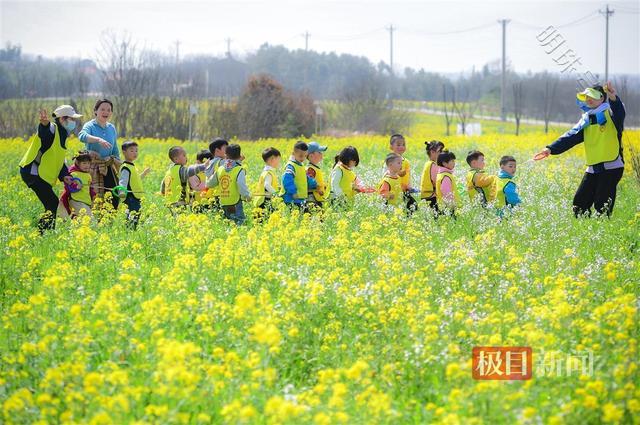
[2,0,639,77]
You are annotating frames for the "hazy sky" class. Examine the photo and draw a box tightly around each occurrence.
[2,0,639,77]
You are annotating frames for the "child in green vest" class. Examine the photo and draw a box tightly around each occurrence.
[420,140,445,214]
[211,144,251,225]
[59,151,95,219]
[117,141,150,229]
[330,146,373,209]
[496,155,521,218]
[254,147,281,222]
[378,153,403,208]
[204,137,229,211]
[387,134,419,213]
[282,141,317,211]
[161,146,208,210]
[306,141,329,211]
[465,150,496,207]
[435,150,460,216]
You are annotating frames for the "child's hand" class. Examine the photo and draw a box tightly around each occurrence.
[398,169,407,177]
[39,109,50,126]
[141,167,151,178]
[318,190,324,196]
[389,194,395,200]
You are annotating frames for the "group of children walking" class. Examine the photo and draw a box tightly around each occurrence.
[59,133,522,227]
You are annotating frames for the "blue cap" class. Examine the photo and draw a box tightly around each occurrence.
[308,141,327,153]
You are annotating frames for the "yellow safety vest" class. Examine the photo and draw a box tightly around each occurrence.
[307,162,326,202]
[193,171,213,202]
[420,160,436,199]
[435,171,460,209]
[466,169,495,205]
[208,157,224,198]
[495,176,516,208]
[120,161,144,200]
[583,109,620,165]
[70,170,92,205]
[19,123,67,186]
[163,164,189,205]
[280,160,307,199]
[382,156,409,189]
[332,163,356,201]
[217,163,245,206]
[378,175,402,206]
[254,168,279,207]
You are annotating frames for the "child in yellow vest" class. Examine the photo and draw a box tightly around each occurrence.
[191,149,214,213]
[387,134,418,213]
[378,153,403,208]
[465,150,496,207]
[281,141,317,211]
[160,146,208,210]
[59,151,95,219]
[330,146,373,209]
[254,147,281,222]
[204,138,229,210]
[306,141,329,210]
[420,140,445,214]
[496,155,521,218]
[211,144,251,225]
[435,150,460,216]
[117,140,150,229]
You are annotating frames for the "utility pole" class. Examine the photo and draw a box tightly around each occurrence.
[599,4,614,82]
[386,24,394,75]
[303,31,310,51]
[174,40,180,64]
[225,38,232,58]
[498,19,510,121]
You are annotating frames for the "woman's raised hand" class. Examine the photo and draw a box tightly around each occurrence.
[39,109,50,126]
[533,148,551,161]
[94,137,112,149]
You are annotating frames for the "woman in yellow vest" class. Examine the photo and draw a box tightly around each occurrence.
[420,140,445,213]
[534,82,625,217]
[19,105,81,232]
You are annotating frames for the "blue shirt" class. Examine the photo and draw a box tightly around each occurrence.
[78,119,120,159]
[498,170,521,207]
[282,159,317,204]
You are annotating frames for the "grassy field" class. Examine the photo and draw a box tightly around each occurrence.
[1,117,639,424]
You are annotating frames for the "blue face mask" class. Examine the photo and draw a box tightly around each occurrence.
[63,120,76,132]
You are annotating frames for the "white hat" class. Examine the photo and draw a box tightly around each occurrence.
[53,105,83,119]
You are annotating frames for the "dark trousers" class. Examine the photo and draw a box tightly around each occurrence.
[572,168,624,218]
[423,196,439,216]
[104,167,120,210]
[404,192,418,214]
[124,195,141,230]
[21,172,58,233]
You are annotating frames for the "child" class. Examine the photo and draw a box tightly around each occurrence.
[254,147,282,222]
[465,150,496,207]
[204,137,229,210]
[281,141,317,211]
[117,140,150,229]
[435,150,460,215]
[378,153,403,207]
[59,151,96,219]
[420,140,445,212]
[306,141,329,210]
[387,134,418,213]
[161,146,208,209]
[330,146,372,208]
[212,144,251,225]
[191,149,214,212]
[496,155,521,216]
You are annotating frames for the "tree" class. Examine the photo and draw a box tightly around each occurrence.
[512,82,524,136]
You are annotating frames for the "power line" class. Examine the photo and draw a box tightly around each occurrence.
[403,22,496,36]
